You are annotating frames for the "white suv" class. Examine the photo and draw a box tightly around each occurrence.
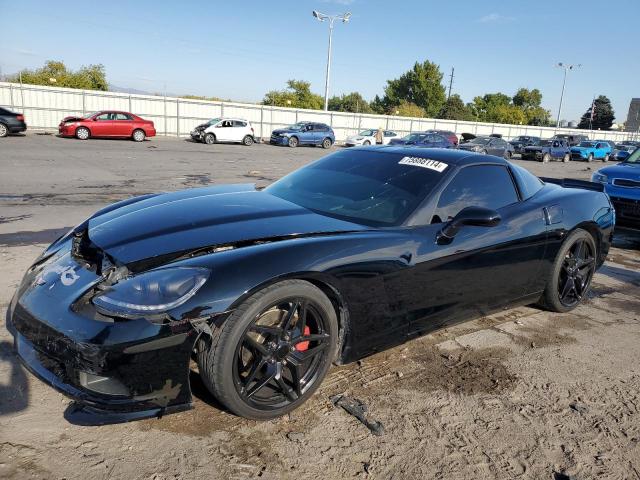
[191,118,256,146]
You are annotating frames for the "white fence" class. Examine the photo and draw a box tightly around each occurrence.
[0,81,635,143]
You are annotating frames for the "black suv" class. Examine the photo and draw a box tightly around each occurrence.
[509,135,541,154]
[0,107,27,137]
[552,133,588,147]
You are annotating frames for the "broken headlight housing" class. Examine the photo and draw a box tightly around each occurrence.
[93,267,209,317]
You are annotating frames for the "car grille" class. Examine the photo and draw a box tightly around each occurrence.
[610,196,640,220]
[612,178,640,188]
[571,152,583,159]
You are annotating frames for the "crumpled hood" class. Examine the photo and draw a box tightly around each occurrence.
[87,184,366,264]
[272,128,300,135]
[61,116,83,123]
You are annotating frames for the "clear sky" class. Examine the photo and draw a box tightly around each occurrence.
[1,0,638,123]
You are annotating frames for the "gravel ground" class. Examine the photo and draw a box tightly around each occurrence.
[1,134,639,480]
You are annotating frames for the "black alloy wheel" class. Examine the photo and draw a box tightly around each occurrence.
[557,238,596,308]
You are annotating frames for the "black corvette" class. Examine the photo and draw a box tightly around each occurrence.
[7,147,614,423]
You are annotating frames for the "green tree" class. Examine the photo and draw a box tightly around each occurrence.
[394,101,425,118]
[262,80,323,110]
[8,60,108,90]
[512,88,550,125]
[181,94,226,102]
[438,94,474,120]
[382,60,446,117]
[328,92,372,113]
[370,94,388,114]
[578,95,615,130]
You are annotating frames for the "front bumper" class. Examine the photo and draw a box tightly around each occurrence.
[270,135,289,145]
[6,278,198,424]
[190,130,204,141]
[608,194,640,228]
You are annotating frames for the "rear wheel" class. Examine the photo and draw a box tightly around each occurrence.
[321,137,332,149]
[538,229,597,313]
[504,150,512,160]
[288,136,299,148]
[542,153,551,163]
[197,280,338,420]
[0,123,7,138]
[75,127,90,140]
[204,133,215,145]
[563,153,570,163]
[242,135,254,146]
[132,129,145,142]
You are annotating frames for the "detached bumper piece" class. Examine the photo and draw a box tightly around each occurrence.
[6,302,195,425]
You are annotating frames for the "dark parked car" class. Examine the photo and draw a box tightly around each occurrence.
[552,134,589,146]
[0,107,27,137]
[425,129,459,146]
[509,136,541,154]
[521,139,571,163]
[7,147,614,423]
[457,135,515,158]
[611,144,637,162]
[388,132,454,148]
[270,122,334,148]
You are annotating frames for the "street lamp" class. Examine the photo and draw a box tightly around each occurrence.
[555,62,581,128]
[312,10,351,111]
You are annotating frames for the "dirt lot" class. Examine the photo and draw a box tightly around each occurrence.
[1,134,639,479]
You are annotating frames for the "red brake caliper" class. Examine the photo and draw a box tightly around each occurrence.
[295,326,311,352]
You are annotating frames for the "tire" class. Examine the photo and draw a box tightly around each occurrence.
[587,153,594,162]
[542,153,551,163]
[363,140,371,146]
[603,154,609,162]
[132,129,145,142]
[242,135,254,146]
[479,149,487,155]
[563,153,570,163]
[0,123,8,138]
[75,127,90,140]
[197,280,338,420]
[537,228,597,313]
[321,137,332,149]
[204,133,215,145]
[287,136,299,148]
[504,150,512,160]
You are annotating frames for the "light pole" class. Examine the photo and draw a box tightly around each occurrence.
[555,62,581,128]
[313,10,351,111]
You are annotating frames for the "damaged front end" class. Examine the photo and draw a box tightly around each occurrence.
[6,227,226,425]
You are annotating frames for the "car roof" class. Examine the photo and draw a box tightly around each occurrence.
[371,145,510,167]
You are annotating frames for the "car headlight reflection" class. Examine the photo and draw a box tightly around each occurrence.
[591,172,608,184]
[93,267,209,316]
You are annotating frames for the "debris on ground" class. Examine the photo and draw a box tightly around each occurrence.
[330,395,384,436]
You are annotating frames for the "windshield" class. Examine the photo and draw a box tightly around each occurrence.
[358,130,376,136]
[82,112,97,119]
[579,142,595,148]
[512,136,529,142]
[287,122,307,131]
[468,137,491,145]
[624,148,640,164]
[266,150,447,226]
[205,117,222,126]
[402,133,427,143]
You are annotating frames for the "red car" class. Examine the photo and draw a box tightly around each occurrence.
[58,110,156,141]
[425,129,459,146]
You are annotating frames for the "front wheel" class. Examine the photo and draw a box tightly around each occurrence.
[197,280,338,420]
[75,126,90,140]
[242,135,254,146]
[542,153,551,163]
[563,153,570,163]
[204,133,215,145]
[504,150,512,160]
[321,137,332,149]
[132,129,145,142]
[603,154,609,162]
[288,136,299,148]
[537,229,597,313]
[363,140,371,146]
[587,153,594,162]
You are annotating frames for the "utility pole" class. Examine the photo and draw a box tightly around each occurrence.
[313,10,352,111]
[447,67,454,100]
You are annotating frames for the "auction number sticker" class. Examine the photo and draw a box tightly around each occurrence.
[398,156,448,172]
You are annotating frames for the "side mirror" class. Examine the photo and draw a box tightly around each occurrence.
[437,206,501,245]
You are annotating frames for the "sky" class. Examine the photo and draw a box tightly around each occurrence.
[1,0,638,123]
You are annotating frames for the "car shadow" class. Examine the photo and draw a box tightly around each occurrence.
[0,340,30,416]
[188,369,231,413]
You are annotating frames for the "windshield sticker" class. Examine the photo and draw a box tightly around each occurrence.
[399,157,448,172]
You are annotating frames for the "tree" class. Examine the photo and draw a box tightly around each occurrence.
[394,101,425,118]
[181,95,226,102]
[8,60,108,90]
[438,94,474,120]
[328,92,372,113]
[578,95,615,130]
[262,80,323,110]
[370,94,388,114]
[381,60,446,117]
[469,92,529,125]
[512,88,550,125]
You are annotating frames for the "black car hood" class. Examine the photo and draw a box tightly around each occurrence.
[87,184,367,265]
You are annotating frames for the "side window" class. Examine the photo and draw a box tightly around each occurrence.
[317,124,328,131]
[384,130,395,137]
[552,141,560,148]
[115,113,132,120]
[435,165,519,221]
[510,164,543,200]
[595,143,602,149]
[233,120,247,127]
[95,113,111,121]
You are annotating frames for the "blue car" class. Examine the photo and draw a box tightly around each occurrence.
[570,141,612,162]
[270,122,334,149]
[388,132,454,148]
[611,143,638,162]
[592,147,640,228]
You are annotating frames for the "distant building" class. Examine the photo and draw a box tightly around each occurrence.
[568,121,578,128]
[626,98,640,132]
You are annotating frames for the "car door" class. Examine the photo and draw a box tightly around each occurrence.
[486,139,500,156]
[383,131,396,145]
[113,112,134,137]
[550,140,563,159]
[384,164,548,335]
[91,112,115,136]
[231,120,247,142]
[214,120,233,141]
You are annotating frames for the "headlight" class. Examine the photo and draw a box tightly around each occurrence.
[93,267,209,316]
[591,172,608,184]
